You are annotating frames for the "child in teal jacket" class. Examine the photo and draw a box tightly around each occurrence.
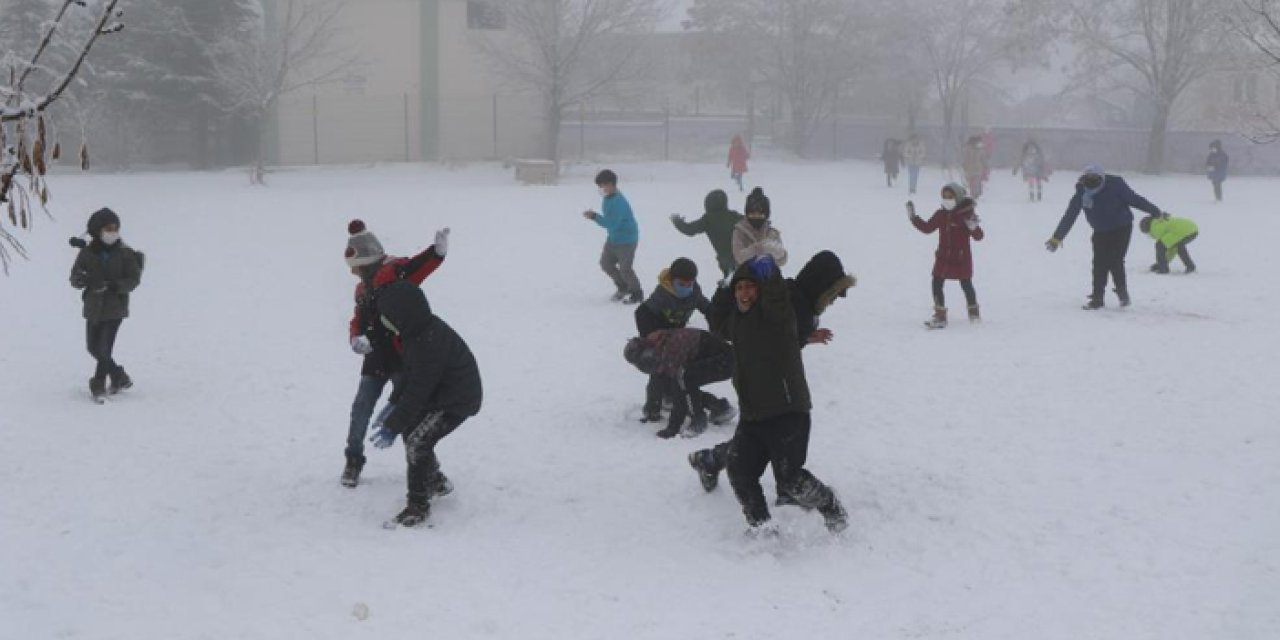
[1140,215,1198,274]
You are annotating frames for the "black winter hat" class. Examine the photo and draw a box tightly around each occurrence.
[86,207,120,238]
[745,187,770,217]
[595,169,618,186]
[670,257,697,281]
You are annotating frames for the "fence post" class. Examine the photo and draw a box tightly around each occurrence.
[404,93,411,162]
[664,107,670,161]
[492,93,499,160]
[312,94,320,164]
[832,116,838,160]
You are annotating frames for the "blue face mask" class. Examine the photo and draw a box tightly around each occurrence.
[673,282,695,299]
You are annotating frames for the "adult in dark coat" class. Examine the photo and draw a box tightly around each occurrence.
[68,207,144,401]
[1206,140,1229,202]
[670,190,743,280]
[1046,165,1164,310]
[370,281,482,527]
[700,256,847,533]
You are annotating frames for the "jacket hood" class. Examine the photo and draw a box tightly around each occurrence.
[704,189,729,214]
[87,207,121,238]
[375,281,433,337]
[795,250,853,314]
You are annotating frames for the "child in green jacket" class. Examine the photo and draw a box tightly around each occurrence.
[1140,215,1198,274]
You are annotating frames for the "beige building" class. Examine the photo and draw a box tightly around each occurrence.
[270,0,543,165]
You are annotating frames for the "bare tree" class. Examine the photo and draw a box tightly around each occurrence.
[473,0,664,163]
[1063,0,1232,173]
[1,0,124,273]
[1226,0,1280,143]
[210,0,360,184]
[902,0,1038,169]
[685,0,868,156]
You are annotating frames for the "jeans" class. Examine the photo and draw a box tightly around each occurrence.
[346,374,401,460]
[1090,224,1133,299]
[86,319,123,380]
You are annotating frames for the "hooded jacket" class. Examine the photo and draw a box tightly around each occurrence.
[634,267,711,337]
[911,198,984,280]
[708,262,811,421]
[671,190,743,277]
[1146,216,1199,260]
[1054,174,1161,239]
[349,243,445,378]
[377,282,482,434]
[69,240,144,322]
[788,250,855,346]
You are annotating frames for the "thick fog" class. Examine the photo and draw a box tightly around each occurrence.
[2,0,1278,177]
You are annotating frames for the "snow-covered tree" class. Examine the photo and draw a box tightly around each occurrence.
[209,0,360,184]
[1063,0,1233,173]
[1,0,124,273]
[472,0,664,163]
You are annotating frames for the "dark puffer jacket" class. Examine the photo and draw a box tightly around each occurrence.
[708,262,811,421]
[634,268,711,337]
[377,281,482,434]
[69,241,144,322]
[789,250,854,347]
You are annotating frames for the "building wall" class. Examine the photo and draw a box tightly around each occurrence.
[275,0,425,165]
[434,0,543,160]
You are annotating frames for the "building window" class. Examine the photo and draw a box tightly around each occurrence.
[1233,74,1258,105]
[467,1,506,30]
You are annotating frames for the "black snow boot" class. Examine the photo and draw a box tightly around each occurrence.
[89,376,107,403]
[427,472,453,498]
[682,413,708,438]
[687,450,720,492]
[655,425,680,439]
[108,368,133,394]
[708,398,736,426]
[1083,296,1104,311]
[340,456,365,488]
[622,291,643,305]
[1114,288,1131,307]
[819,493,849,533]
[392,502,430,527]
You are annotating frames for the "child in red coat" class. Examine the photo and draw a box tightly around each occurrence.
[728,134,750,192]
[908,183,984,328]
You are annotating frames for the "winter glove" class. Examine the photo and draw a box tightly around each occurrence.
[70,268,88,289]
[1158,211,1171,220]
[759,239,785,257]
[670,213,683,223]
[582,210,598,220]
[351,335,373,355]
[433,227,450,257]
[1045,237,1062,252]
[369,425,397,449]
[747,254,776,281]
[965,216,980,231]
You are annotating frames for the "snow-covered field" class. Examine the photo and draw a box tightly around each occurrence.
[1,160,1276,640]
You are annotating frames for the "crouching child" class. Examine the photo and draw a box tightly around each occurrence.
[624,329,736,439]
[368,281,482,527]
[1140,214,1198,274]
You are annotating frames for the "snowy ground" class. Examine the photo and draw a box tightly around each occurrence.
[1,160,1276,640]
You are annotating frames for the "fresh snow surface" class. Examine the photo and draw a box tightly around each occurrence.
[1,161,1276,640]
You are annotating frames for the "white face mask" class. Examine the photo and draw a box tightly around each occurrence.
[100,231,120,245]
[941,199,956,211]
